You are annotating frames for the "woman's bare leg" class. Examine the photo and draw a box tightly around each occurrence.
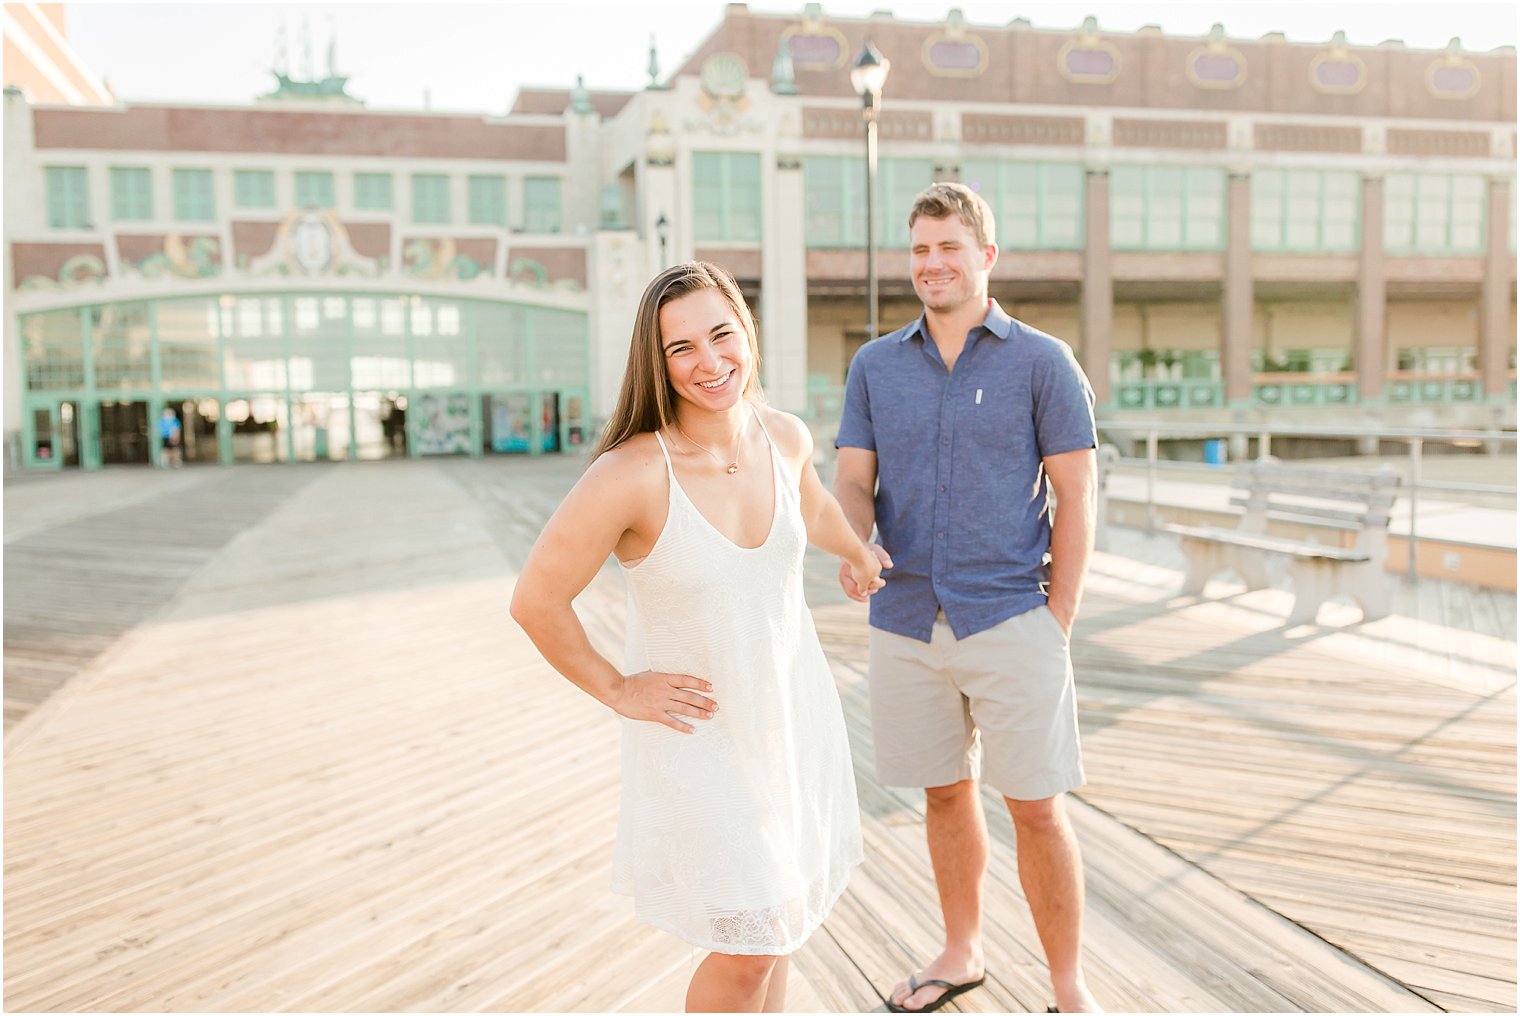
[686,952,779,1013]
[761,955,790,1013]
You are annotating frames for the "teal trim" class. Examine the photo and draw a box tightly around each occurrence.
[281,295,294,464]
[1111,379,1225,410]
[466,303,484,454]
[1387,377,1486,404]
[148,303,163,468]
[1251,380,1358,408]
[524,306,540,456]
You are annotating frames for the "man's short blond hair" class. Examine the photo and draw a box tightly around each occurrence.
[908,182,997,247]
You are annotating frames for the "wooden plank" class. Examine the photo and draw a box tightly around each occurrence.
[3,458,1512,1013]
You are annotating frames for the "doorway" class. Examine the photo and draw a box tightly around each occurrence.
[98,400,150,465]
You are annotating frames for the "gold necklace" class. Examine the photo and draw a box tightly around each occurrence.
[674,409,747,475]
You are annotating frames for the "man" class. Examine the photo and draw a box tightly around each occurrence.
[834,183,1100,1014]
[158,408,183,468]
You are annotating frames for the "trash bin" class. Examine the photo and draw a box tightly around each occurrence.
[1204,438,1226,466]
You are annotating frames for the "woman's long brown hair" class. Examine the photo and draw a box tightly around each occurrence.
[592,261,763,461]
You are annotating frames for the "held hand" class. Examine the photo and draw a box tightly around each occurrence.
[839,543,892,602]
[609,671,718,734]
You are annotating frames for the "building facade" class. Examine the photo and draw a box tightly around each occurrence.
[5,5,1516,470]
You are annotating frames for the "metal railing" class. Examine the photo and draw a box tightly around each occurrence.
[1096,421,1517,581]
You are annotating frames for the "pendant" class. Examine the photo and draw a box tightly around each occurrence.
[726,463,739,475]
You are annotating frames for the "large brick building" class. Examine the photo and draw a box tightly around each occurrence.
[5,5,1515,469]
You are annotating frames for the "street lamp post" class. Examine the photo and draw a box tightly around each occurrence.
[655,213,669,269]
[851,41,890,342]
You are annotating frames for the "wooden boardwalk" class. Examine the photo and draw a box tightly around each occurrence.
[4,459,1514,1012]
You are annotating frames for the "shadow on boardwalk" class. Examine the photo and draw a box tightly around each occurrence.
[4,459,1514,1012]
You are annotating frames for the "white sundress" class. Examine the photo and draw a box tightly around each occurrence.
[610,413,863,955]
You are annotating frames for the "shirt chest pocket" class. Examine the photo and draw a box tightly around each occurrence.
[959,382,1032,450]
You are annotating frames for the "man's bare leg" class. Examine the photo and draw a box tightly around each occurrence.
[1007,795,1099,1013]
[890,779,989,1012]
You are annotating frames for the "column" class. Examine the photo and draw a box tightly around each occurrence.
[1480,175,1512,399]
[1080,170,1112,405]
[760,154,808,413]
[1356,174,1387,403]
[1222,173,1253,406]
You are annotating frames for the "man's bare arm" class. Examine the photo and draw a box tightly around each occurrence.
[1042,447,1097,634]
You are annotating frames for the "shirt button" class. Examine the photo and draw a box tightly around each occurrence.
[936,532,945,540]
[938,484,947,492]
[941,437,950,446]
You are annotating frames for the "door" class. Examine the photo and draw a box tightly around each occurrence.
[25,404,61,471]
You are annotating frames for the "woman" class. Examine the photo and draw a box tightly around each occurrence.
[510,261,887,1013]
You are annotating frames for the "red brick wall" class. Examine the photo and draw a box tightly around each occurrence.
[34,107,567,161]
[507,246,586,286]
[11,242,106,288]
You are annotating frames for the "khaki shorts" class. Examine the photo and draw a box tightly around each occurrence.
[867,606,1084,801]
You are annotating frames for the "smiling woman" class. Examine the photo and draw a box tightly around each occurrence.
[509,261,890,1013]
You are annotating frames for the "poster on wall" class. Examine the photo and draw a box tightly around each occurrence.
[491,394,532,453]
[414,393,472,455]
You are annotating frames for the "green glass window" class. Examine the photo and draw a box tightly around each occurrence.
[234,170,275,209]
[412,174,451,224]
[294,171,336,209]
[803,157,860,247]
[1385,173,1487,254]
[172,169,216,221]
[89,303,153,390]
[692,153,761,242]
[354,172,393,210]
[803,157,935,247]
[22,309,86,390]
[157,297,221,389]
[110,167,153,221]
[523,176,562,233]
[45,166,90,228]
[963,161,1084,250]
[469,174,508,227]
[1250,169,1360,252]
[1111,166,1225,251]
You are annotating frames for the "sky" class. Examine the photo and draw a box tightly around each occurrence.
[66,1,1519,114]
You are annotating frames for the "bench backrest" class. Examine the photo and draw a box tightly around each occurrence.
[1230,460,1401,552]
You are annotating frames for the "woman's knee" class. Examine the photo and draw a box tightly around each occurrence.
[709,952,780,988]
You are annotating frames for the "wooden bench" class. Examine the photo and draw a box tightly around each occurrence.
[1166,460,1402,627]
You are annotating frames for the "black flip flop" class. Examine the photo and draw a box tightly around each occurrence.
[886,973,987,1013]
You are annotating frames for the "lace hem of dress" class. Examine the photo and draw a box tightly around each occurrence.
[614,849,863,956]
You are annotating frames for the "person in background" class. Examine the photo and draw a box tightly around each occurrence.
[158,408,183,468]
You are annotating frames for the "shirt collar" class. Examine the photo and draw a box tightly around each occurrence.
[901,299,1015,343]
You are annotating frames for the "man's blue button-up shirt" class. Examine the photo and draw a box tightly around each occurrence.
[835,300,1097,644]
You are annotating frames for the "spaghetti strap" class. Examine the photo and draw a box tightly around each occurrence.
[652,431,675,475]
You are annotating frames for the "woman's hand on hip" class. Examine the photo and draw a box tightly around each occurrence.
[609,671,718,734]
